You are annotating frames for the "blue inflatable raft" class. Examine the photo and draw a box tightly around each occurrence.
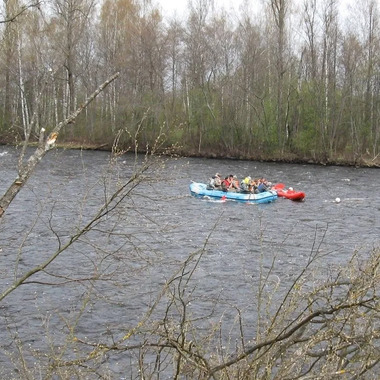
[189,182,277,204]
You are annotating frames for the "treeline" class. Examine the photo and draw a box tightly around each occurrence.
[0,0,379,165]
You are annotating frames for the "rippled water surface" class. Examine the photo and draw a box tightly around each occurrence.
[0,146,379,377]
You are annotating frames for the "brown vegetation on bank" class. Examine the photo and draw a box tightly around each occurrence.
[2,138,380,169]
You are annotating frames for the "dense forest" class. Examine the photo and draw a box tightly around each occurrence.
[1,0,380,166]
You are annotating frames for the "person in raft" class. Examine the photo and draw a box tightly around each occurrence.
[221,174,239,192]
[257,177,272,193]
[231,175,240,191]
[214,173,222,188]
[207,173,222,190]
[221,175,231,192]
[240,176,252,193]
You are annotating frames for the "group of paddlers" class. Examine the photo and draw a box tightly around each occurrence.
[207,173,272,194]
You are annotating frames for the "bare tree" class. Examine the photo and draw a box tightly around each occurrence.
[269,0,290,151]
[1,0,20,131]
[48,0,97,118]
[165,19,185,110]
[0,0,41,24]
[302,0,318,81]
[360,0,380,158]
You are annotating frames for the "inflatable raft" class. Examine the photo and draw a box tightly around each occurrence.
[273,184,305,201]
[189,182,277,204]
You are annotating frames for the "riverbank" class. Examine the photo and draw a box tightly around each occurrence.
[173,147,380,169]
[1,140,379,169]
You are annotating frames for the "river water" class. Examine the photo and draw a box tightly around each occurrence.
[0,146,379,378]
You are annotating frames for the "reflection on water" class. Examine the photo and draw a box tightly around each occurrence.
[0,147,379,377]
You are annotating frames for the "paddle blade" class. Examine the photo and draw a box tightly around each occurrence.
[273,183,285,189]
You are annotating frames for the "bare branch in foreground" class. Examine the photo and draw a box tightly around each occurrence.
[0,72,120,219]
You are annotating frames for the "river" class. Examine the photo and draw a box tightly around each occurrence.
[0,146,379,378]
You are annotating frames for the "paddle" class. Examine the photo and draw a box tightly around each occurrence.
[273,183,285,190]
